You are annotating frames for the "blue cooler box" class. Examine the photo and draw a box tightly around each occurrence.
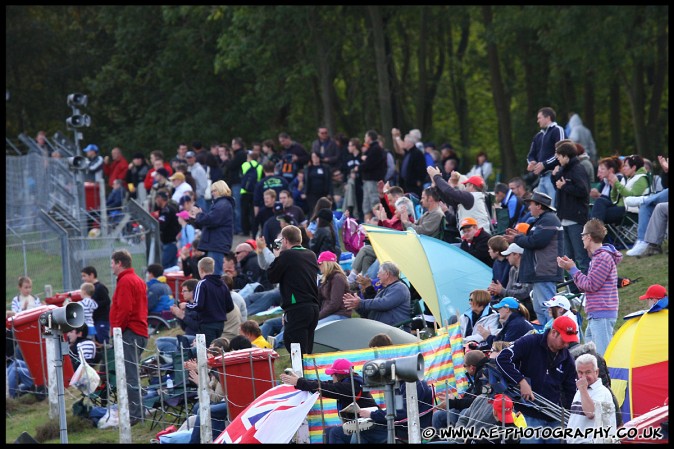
[339,251,353,272]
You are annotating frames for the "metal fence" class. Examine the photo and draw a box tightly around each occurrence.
[6,146,160,306]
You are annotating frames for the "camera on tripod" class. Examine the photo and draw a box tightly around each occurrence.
[362,353,424,387]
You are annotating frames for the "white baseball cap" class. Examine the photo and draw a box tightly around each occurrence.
[543,295,571,311]
[501,243,524,256]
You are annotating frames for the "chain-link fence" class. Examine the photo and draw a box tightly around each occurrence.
[6,147,159,308]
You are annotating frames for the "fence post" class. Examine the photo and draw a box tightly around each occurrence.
[290,343,310,444]
[405,381,421,443]
[113,328,132,443]
[196,334,213,443]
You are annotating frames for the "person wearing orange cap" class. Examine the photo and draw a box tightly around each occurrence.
[426,165,492,233]
[638,284,668,309]
[281,358,382,444]
[458,217,493,267]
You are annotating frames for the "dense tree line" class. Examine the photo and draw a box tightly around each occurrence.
[6,5,668,179]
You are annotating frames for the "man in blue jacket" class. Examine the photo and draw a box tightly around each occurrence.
[495,315,578,443]
[526,107,565,205]
[504,191,563,327]
[343,261,411,332]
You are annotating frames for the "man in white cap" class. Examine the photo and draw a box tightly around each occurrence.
[488,242,535,322]
[542,294,577,333]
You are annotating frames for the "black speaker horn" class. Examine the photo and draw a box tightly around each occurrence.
[67,155,88,170]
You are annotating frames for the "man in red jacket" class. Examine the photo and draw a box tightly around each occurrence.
[109,249,148,425]
[103,147,129,189]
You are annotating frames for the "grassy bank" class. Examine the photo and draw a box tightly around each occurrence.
[5,246,668,443]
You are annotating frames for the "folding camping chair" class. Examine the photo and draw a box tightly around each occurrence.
[605,211,639,250]
[146,347,199,430]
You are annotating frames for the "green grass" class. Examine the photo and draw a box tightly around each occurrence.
[5,244,668,442]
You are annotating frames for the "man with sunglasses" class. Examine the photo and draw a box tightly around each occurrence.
[495,315,578,443]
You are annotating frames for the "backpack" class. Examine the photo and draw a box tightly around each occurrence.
[240,161,261,192]
[342,217,366,254]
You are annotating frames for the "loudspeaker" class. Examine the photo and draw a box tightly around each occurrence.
[67,155,88,170]
[392,353,424,383]
[44,302,85,332]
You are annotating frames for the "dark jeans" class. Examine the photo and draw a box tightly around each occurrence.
[199,321,225,348]
[94,320,110,344]
[161,242,178,269]
[563,223,590,274]
[189,401,229,443]
[283,304,319,355]
[240,193,255,236]
[122,329,148,420]
[590,197,625,225]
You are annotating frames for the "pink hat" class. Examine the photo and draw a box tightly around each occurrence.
[325,358,352,375]
[176,210,190,220]
[317,251,337,264]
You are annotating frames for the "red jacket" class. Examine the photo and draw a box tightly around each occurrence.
[110,268,149,337]
[143,162,173,191]
[103,156,129,188]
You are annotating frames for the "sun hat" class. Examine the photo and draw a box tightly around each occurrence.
[459,217,478,230]
[461,175,484,189]
[491,394,515,424]
[523,191,556,212]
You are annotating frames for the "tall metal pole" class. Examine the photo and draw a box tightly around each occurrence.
[383,384,396,444]
[51,331,69,444]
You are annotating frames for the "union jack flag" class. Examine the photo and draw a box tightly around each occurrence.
[214,384,319,444]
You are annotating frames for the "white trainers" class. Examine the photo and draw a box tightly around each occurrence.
[624,196,645,208]
[347,271,358,284]
[626,240,648,256]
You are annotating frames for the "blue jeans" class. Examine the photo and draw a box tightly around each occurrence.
[231,183,242,234]
[584,317,616,357]
[246,289,282,316]
[536,173,556,207]
[260,317,284,349]
[637,189,668,240]
[94,320,110,344]
[532,282,557,327]
[7,359,34,398]
[189,401,229,443]
[207,251,224,276]
[161,242,178,269]
[365,259,380,280]
[562,223,589,274]
[316,314,349,327]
